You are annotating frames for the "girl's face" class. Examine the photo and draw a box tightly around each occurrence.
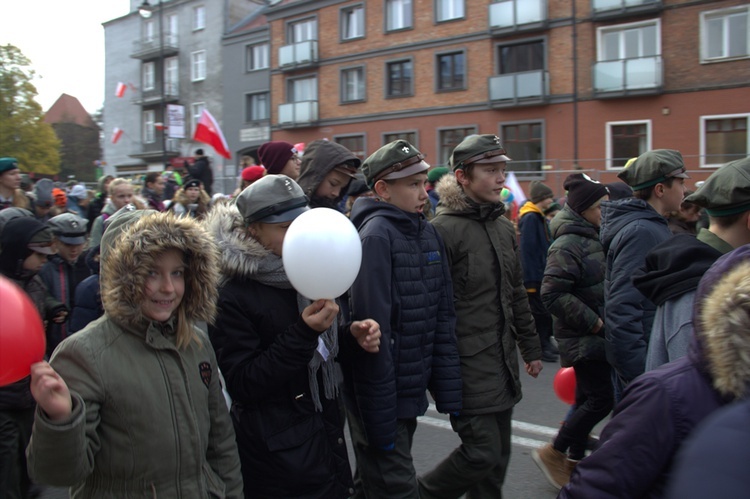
[141,248,185,323]
[23,251,49,273]
[111,185,134,210]
[249,221,292,257]
[185,186,201,202]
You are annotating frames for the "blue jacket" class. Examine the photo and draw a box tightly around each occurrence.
[346,198,462,447]
[599,198,671,384]
[518,201,550,290]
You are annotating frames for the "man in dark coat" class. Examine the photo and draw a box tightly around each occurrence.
[188,148,213,195]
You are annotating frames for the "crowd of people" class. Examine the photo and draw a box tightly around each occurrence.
[0,137,748,499]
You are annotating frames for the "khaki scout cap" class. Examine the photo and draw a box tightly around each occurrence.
[361,140,429,189]
[236,174,309,225]
[617,149,689,190]
[684,157,750,216]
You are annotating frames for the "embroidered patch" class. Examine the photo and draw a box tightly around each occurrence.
[426,250,441,265]
[199,362,212,388]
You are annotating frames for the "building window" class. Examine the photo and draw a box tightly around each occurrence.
[499,40,544,74]
[191,51,206,81]
[439,127,475,165]
[335,135,366,161]
[246,43,269,71]
[193,6,206,31]
[142,62,155,91]
[289,18,317,43]
[437,0,464,22]
[598,20,659,62]
[167,13,178,39]
[191,103,205,136]
[341,66,366,103]
[502,122,544,176]
[384,131,417,146]
[386,59,413,97]
[386,0,413,31]
[701,7,749,62]
[165,57,179,95]
[701,114,749,167]
[143,110,155,144]
[341,4,365,40]
[246,92,269,122]
[437,51,465,91]
[144,20,157,43]
[289,76,317,102]
[606,120,650,169]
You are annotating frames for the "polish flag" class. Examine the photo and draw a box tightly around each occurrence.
[192,109,231,159]
[115,82,127,98]
[111,127,124,144]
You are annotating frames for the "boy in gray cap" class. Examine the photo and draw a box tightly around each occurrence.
[40,213,91,356]
[344,140,462,499]
[600,149,688,401]
[419,134,542,499]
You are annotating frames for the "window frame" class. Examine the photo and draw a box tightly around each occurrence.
[385,58,414,98]
[191,102,205,137]
[288,17,318,44]
[597,18,661,62]
[142,62,156,91]
[193,5,206,31]
[605,119,652,170]
[382,130,419,148]
[340,65,367,104]
[700,113,750,168]
[435,0,465,23]
[246,43,270,72]
[334,134,367,162]
[191,50,207,81]
[700,6,749,63]
[287,75,318,103]
[340,3,365,41]
[499,120,546,179]
[437,126,477,166]
[143,109,156,144]
[435,49,466,92]
[165,56,179,95]
[385,0,413,32]
[245,92,270,123]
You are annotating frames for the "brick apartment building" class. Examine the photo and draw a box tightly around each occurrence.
[263,0,749,195]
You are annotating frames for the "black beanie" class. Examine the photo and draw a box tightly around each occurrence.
[564,174,609,215]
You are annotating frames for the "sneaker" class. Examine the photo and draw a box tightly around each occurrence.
[532,443,572,490]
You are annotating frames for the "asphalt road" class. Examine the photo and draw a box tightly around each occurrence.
[40,355,607,499]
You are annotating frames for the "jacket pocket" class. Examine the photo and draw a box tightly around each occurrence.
[202,463,226,499]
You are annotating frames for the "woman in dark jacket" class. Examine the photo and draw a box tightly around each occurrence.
[205,175,380,498]
[534,174,611,490]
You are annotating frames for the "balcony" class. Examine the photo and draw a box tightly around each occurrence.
[591,0,662,21]
[278,100,319,127]
[279,40,318,70]
[130,33,179,60]
[489,0,548,36]
[134,84,180,105]
[489,70,549,107]
[131,138,181,162]
[593,56,663,97]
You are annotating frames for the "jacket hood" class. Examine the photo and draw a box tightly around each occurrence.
[202,202,271,280]
[519,200,544,219]
[100,212,220,328]
[349,197,423,234]
[297,141,361,202]
[549,205,598,240]
[632,234,723,305]
[434,173,505,221]
[693,244,750,399]
[0,217,47,279]
[599,198,666,251]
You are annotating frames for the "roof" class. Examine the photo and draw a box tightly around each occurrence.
[43,94,98,129]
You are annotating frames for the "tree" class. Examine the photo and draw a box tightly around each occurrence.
[0,44,60,175]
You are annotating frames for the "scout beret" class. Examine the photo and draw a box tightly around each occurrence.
[617,149,689,190]
[684,157,750,216]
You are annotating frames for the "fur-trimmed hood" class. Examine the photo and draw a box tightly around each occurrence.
[202,202,271,281]
[100,212,220,329]
[694,244,750,399]
[434,172,505,220]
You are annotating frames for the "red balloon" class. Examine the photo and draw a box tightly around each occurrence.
[0,275,46,386]
[553,367,577,405]
[294,142,305,153]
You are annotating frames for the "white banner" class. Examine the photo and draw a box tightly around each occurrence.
[167,104,185,139]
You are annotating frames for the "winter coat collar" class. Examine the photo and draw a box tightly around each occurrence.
[519,200,544,219]
[599,197,667,250]
[349,197,424,235]
[549,205,598,240]
[434,174,505,221]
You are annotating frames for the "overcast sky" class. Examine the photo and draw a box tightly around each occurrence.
[2,1,132,114]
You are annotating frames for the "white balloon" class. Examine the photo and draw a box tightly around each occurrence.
[282,208,362,300]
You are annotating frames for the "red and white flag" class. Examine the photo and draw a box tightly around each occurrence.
[115,82,127,98]
[192,109,231,159]
[111,127,124,144]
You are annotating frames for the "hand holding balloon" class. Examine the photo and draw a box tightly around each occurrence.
[30,362,72,422]
[302,299,340,333]
[351,319,381,353]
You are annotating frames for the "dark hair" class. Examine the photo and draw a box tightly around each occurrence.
[196,148,204,156]
[633,177,676,201]
[710,211,748,229]
[145,171,161,186]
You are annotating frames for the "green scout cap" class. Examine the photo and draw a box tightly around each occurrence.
[617,149,689,190]
[0,157,20,175]
[684,157,750,216]
[427,166,450,184]
[449,135,511,172]
[236,174,309,225]
[361,140,429,189]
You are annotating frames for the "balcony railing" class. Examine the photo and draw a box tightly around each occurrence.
[489,0,547,32]
[131,33,179,59]
[279,40,318,68]
[593,56,663,94]
[591,0,662,20]
[489,70,549,104]
[138,85,180,104]
[278,100,318,126]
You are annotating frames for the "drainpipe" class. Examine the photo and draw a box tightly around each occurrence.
[572,0,579,168]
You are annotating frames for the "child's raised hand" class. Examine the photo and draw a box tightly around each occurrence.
[302,299,340,333]
[30,362,72,422]
[350,319,381,353]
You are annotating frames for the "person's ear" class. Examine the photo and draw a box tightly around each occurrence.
[455,169,469,186]
[654,183,665,198]
[374,180,390,200]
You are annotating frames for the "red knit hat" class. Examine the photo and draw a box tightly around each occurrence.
[257,141,296,175]
[241,165,266,184]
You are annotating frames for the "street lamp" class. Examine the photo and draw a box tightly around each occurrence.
[139,0,168,170]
